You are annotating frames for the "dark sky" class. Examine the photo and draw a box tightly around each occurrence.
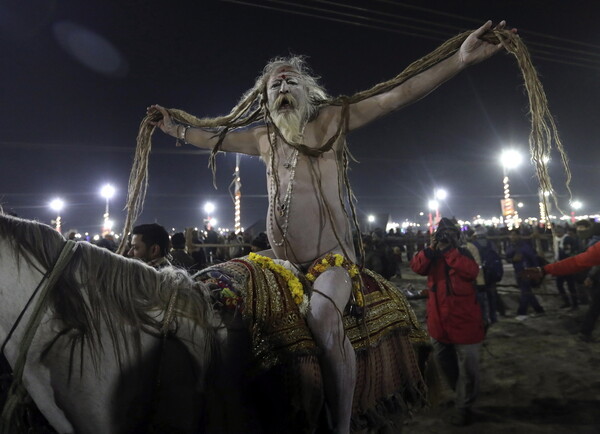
[1,0,599,234]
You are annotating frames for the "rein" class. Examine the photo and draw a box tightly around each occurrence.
[0,239,78,432]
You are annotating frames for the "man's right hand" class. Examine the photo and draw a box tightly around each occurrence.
[147,104,178,137]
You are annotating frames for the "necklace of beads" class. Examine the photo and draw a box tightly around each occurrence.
[269,134,299,247]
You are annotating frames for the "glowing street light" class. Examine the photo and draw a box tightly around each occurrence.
[204,202,216,229]
[49,198,65,233]
[571,200,583,210]
[499,149,523,228]
[100,183,116,234]
[434,188,447,201]
[500,149,523,171]
[204,202,215,215]
[571,200,583,223]
[433,188,448,223]
[428,199,439,234]
[367,214,375,231]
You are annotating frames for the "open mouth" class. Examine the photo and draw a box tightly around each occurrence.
[277,95,295,110]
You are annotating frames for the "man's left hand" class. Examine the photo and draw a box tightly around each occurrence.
[459,20,515,66]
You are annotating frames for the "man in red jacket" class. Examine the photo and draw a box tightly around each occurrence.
[523,238,600,341]
[410,217,484,426]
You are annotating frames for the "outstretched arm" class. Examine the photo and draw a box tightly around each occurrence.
[147,104,262,156]
[348,20,511,130]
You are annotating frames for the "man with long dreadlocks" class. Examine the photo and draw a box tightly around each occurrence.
[148,20,510,432]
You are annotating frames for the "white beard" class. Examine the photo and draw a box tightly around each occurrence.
[271,109,305,143]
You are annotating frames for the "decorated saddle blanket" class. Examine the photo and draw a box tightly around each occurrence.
[195,255,430,424]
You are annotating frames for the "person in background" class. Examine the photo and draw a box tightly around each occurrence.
[410,217,483,426]
[128,223,171,269]
[471,225,506,321]
[523,222,600,342]
[250,232,270,252]
[170,232,195,271]
[552,225,579,310]
[505,229,544,321]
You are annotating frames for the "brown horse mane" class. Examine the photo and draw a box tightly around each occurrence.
[0,214,216,371]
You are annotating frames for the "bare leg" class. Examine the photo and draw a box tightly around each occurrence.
[306,266,356,434]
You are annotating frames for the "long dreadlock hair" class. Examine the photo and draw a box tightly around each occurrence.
[117,27,572,255]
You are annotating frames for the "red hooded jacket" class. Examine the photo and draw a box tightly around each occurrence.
[411,246,484,344]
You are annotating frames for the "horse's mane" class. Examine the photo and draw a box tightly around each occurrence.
[0,214,216,371]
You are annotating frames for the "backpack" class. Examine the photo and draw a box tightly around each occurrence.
[474,241,503,284]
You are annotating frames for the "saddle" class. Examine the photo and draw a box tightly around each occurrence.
[197,258,431,433]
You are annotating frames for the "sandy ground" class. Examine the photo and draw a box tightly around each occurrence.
[392,261,600,434]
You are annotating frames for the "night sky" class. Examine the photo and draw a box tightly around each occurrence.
[2,0,599,234]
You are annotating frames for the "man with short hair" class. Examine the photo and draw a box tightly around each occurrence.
[128,223,171,269]
[170,232,195,270]
[149,21,509,432]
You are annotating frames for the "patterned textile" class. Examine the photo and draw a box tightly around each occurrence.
[195,257,430,429]
[197,259,318,374]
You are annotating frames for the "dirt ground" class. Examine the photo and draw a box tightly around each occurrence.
[393,261,600,434]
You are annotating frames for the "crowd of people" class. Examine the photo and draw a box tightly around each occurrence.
[89,223,271,272]
[84,218,600,347]
[404,216,600,426]
[39,212,600,428]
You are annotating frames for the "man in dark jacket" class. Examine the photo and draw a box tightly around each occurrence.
[552,225,579,309]
[170,232,195,271]
[506,229,544,320]
[410,217,483,426]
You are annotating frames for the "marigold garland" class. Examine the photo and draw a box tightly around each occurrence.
[248,252,308,311]
[306,253,364,307]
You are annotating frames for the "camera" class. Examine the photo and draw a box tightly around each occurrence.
[434,229,457,245]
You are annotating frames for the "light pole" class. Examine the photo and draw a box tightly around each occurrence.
[571,200,582,224]
[233,154,242,234]
[204,202,215,229]
[500,149,523,229]
[100,184,116,234]
[49,198,65,233]
[539,190,551,226]
[537,155,552,226]
[434,188,447,222]
[428,199,439,234]
[367,214,375,232]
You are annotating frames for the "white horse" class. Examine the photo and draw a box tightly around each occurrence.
[0,214,218,433]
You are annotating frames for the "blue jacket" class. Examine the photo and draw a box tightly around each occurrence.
[505,240,538,274]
